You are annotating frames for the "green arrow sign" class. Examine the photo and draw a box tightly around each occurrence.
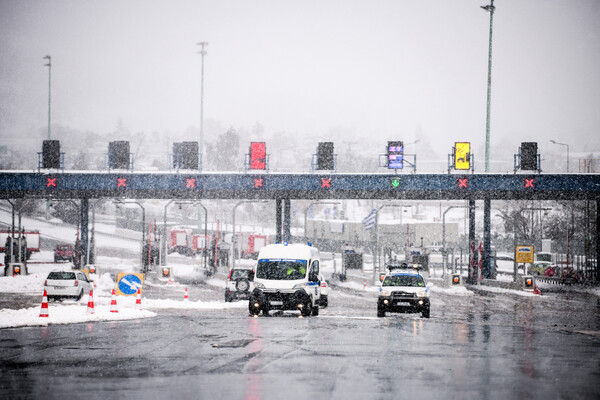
[391,178,400,188]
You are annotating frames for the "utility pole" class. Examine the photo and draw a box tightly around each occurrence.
[43,55,52,139]
[481,0,495,172]
[197,42,208,170]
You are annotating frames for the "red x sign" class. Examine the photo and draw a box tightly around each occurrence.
[525,178,534,188]
[186,178,196,188]
[321,178,331,188]
[46,177,57,187]
[117,178,127,187]
[254,178,263,188]
[458,178,468,188]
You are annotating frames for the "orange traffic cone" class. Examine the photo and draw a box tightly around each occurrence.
[110,289,119,313]
[39,289,49,318]
[87,289,95,314]
[184,287,189,301]
[135,288,142,311]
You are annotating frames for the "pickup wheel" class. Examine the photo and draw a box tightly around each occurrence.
[377,306,385,318]
[300,303,312,317]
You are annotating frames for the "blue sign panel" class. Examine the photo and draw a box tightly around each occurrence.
[117,273,143,296]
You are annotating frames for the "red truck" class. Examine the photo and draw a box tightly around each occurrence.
[54,244,74,263]
[169,228,193,256]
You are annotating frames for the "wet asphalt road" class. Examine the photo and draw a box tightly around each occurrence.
[1,280,599,400]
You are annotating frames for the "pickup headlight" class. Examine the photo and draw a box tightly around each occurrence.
[417,290,428,298]
[254,282,265,289]
[293,283,306,290]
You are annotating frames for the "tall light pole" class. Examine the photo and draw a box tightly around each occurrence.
[549,140,570,173]
[197,42,208,170]
[43,55,51,139]
[481,0,495,172]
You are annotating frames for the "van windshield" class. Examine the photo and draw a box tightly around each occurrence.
[256,259,307,280]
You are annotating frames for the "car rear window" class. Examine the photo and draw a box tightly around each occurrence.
[47,272,76,280]
[231,269,254,281]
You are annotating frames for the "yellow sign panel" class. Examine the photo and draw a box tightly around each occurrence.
[116,273,145,296]
[515,246,534,263]
[455,142,471,170]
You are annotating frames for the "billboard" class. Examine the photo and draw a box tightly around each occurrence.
[454,142,470,170]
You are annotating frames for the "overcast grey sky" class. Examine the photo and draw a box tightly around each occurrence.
[1,0,599,170]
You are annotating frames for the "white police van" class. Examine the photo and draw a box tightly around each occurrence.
[249,243,321,317]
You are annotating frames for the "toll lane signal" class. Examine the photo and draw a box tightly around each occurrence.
[254,178,264,188]
[391,178,400,188]
[458,178,468,188]
[116,178,127,188]
[186,178,196,188]
[46,177,57,187]
[321,178,331,188]
[525,178,535,188]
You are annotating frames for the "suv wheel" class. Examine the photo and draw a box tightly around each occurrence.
[236,278,250,292]
[421,307,430,318]
[377,306,385,318]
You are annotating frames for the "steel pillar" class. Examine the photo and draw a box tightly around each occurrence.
[596,199,600,282]
[483,198,493,278]
[80,198,89,267]
[467,199,477,284]
[284,199,291,243]
[275,199,283,243]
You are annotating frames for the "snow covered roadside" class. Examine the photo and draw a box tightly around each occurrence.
[0,305,156,329]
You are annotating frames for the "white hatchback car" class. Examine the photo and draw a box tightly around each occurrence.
[44,270,93,301]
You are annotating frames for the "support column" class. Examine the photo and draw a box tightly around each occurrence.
[284,199,291,243]
[275,199,283,243]
[483,198,493,279]
[80,198,89,268]
[596,199,600,283]
[467,199,477,284]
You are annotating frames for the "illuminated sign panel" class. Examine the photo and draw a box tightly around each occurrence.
[515,245,534,263]
[455,142,470,170]
[317,142,334,170]
[387,141,404,169]
[250,142,266,170]
[521,142,538,171]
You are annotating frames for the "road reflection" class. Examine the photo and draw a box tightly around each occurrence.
[245,317,263,400]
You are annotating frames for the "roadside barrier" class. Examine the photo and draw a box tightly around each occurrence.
[39,289,49,318]
[136,288,142,311]
[87,289,95,314]
[110,289,119,313]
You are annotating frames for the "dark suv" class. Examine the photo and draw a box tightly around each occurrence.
[225,266,255,302]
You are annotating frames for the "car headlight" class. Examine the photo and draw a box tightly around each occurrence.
[380,290,391,297]
[293,283,306,290]
[254,282,265,289]
[417,290,428,298]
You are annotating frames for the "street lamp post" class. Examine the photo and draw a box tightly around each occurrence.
[481,0,495,172]
[43,55,51,139]
[549,140,570,173]
[197,41,208,170]
[442,205,469,277]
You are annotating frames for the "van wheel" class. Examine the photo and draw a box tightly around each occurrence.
[311,305,319,316]
[300,303,312,317]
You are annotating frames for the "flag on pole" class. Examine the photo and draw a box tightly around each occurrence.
[362,209,377,231]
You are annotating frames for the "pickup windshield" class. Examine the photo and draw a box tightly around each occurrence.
[382,275,425,287]
[256,259,307,280]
